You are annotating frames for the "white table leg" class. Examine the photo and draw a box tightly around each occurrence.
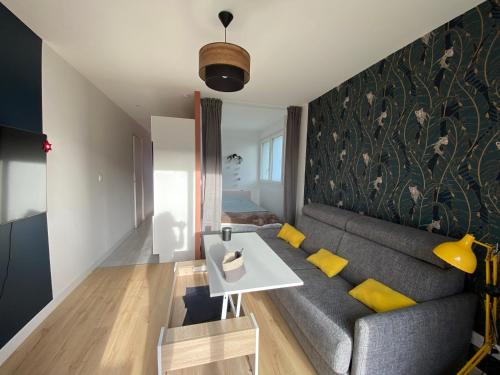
[236,293,242,317]
[254,326,259,375]
[228,294,236,315]
[221,293,228,320]
[249,313,259,375]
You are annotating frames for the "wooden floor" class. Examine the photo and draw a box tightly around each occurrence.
[0,263,316,375]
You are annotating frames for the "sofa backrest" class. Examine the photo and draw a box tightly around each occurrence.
[296,203,358,254]
[337,232,464,302]
[296,215,344,254]
[299,204,465,302]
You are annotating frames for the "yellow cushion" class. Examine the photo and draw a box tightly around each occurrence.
[348,278,417,313]
[277,223,305,248]
[307,248,348,278]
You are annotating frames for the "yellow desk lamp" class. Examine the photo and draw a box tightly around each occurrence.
[433,234,499,375]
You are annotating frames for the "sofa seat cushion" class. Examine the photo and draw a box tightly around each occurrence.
[270,269,373,374]
[256,227,281,239]
[262,238,315,271]
[273,298,344,375]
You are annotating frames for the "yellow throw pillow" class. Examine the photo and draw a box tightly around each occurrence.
[349,278,417,313]
[307,248,348,278]
[277,223,305,248]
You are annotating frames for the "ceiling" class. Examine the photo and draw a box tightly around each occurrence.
[2,0,483,130]
[222,103,285,131]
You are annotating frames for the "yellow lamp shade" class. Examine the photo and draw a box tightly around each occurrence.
[432,234,477,273]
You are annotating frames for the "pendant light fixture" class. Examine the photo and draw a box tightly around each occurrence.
[199,11,250,92]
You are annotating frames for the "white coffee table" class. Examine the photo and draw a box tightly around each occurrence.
[202,232,303,319]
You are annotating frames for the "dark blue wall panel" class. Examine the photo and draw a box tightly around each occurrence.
[0,4,42,132]
[0,3,52,349]
[0,214,52,348]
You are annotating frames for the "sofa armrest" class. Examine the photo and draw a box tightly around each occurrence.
[351,293,476,375]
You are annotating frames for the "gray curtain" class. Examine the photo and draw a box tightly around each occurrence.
[283,106,302,224]
[201,98,223,232]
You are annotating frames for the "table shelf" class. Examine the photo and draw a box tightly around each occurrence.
[157,260,259,375]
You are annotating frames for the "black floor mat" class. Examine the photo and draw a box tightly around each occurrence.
[182,286,227,326]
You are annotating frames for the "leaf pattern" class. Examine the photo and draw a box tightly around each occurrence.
[305,1,499,245]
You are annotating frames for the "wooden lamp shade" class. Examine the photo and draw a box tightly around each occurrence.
[199,42,250,92]
[198,11,251,92]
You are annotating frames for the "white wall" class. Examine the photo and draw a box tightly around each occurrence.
[258,118,286,217]
[296,103,309,220]
[0,44,153,364]
[43,44,153,294]
[259,183,284,218]
[151,116,195,263]
[221,128,260,203]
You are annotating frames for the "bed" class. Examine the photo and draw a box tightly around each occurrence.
[221,190,282,232]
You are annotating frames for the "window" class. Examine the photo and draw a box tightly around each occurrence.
[271,135,283,181]
[260,133,284,182]
[260,140,270,180]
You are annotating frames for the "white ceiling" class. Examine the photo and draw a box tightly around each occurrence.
[222,103,285,131]
[3,0,483,130]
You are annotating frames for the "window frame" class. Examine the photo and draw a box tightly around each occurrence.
[259,130,285,184]
[259,139,271,181]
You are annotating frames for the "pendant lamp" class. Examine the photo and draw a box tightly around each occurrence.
[199,11,250,92]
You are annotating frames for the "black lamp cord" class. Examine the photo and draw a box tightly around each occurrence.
[0,221,14,301]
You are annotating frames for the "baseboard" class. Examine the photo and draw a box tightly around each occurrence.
[0,226,134,366]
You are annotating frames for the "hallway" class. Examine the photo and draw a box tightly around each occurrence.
[100,218,158,268]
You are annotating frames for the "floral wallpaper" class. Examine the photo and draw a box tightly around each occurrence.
[305,1,499,245]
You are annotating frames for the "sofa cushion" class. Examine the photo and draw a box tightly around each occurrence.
[270,269,372,374]
[337,233,464,302]
[261,238,315,271]
[278,223,306,248]
[297,214,345,254]
[307,249,349,278]
[348,278,417,313]
[345,215,450,268]
[302,203,359,230]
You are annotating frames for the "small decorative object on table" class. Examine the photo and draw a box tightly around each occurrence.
[222,249,245,282]
[221,227,232,242]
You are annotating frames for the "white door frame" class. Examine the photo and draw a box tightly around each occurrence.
[133,135,144,228]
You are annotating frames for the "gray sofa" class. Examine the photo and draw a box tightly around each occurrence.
[257,203,476,375]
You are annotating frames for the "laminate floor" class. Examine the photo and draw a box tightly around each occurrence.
[0,262,316,375]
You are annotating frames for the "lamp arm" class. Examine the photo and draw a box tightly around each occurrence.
[472,239,494,251]
[474,241,499,296]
